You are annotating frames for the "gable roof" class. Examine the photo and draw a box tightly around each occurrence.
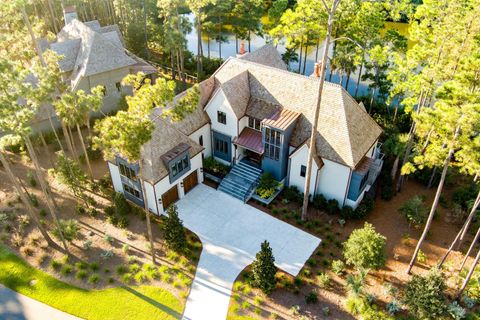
[210,56,382,168]
[52,19,136,86]
[218,71,250,118]
[238,44,288,70]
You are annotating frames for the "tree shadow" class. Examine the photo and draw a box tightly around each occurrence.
[121,286,182,319]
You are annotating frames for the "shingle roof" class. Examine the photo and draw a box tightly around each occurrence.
[141,115,204,183]
[238,44,288,70]
[218,71,250,118]
[52,19,136,85]
[245,97,280,120]
[211,56,382,168]
[50,39,81,72]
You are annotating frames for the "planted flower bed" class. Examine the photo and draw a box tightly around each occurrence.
[251,173,284,205]
[202,157,231,183]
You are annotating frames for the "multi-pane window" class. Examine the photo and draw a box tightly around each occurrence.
[170,154,190,179]
[300,165,306,177]
[215,139,229,154]
[248,117,261,131]
[264,127,281,161]
[119,163,137,181]
[217,111,227,124]
[359,171,369,191]
[122,183,140,198]
[199,135,203,146]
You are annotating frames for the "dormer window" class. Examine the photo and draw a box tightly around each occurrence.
[248,117,261,131]
[170,154,190,182]
[119,163,137,181]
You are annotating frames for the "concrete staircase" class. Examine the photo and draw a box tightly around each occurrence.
[218,160,263,202]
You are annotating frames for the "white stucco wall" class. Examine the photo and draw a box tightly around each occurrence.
[189,124,212,158]
[153,153,204,215]
[316,158,352,206]
[288,145,319,197]
[108,162,123,193]
[144,181,156,213]
[205,89,238,140]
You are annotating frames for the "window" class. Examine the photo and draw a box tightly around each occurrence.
[170,154,190,180]
[264,127,281,161]
[359,171,369,192]
[217,111,227,124]
[122,183,140,198]
[199,135,203,146]
[215,139,229,154]
[248,117,261,131]
[116,82,121,92]
[300,165,306,177]
[119,163,137,181]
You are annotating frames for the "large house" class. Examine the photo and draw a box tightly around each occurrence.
[108,45,384,214]
[33,6,156,131]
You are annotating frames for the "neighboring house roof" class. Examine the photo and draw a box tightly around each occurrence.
[141,115,204,184]
[51,19,136,87]
[210,50,382,168]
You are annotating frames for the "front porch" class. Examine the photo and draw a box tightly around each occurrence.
[233,127,264,167]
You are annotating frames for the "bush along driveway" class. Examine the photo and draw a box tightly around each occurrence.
[176,184,321,320]
[0,246,183,320]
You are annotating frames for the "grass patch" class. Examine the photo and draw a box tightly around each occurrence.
[0,246,183,320]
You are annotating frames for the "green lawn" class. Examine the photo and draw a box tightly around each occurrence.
[0,246,183,320]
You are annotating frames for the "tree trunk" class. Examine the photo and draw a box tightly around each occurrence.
[207,36,210,58]
[406,125,460,274]
[315,39,320,62]
[196,14,203,78]
[0,151,54,245]
[142,0,149,59]
[302,45,308,75]
[461,227,480,271]
[298,42,303,74]
[457,246,480,299]
[439,192,480,267]
[47,0,59,33]
[22,6,46,67]
[427,167,438,189]
[345,72,351,91]
[235,35,238,54]
[354,63,363,97]
[76,124,94,181]
[68,125,77,158]
[301,4,336,221]
[38,130,54,168]
[24,135,70,255]
[248,30,251,52]
[48,116,65,154]
[138,167,156,264]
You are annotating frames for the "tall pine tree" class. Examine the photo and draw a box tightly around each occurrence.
[252,240,277,294]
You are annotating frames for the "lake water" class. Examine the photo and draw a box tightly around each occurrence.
[184,13,411,98]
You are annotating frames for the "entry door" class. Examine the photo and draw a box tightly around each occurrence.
[183,171,198,194]
[162,185,179,210]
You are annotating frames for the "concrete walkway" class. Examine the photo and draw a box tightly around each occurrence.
[177,184,321,320]
[0,285,81,320]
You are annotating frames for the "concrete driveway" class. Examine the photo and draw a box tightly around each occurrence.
[177,184,321,320]
[0,285,80,320]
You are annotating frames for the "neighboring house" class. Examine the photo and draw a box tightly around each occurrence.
[108,45,383,213]
[32,6,156,131]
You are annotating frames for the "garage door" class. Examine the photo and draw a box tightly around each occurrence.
[162,185,179,210]
[183,170,198,194]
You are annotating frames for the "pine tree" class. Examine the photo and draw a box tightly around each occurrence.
[251,240,277,294]
[162,204,187,252]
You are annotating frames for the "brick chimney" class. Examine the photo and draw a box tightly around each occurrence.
[64,6,78,26]
[312,62,322,78]
[239,42,246,55]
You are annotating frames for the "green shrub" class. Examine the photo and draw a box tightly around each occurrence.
[404,268,447,319]
[305,291,318,304]
[317,273,330,288]
[163,205,187,252]
[88,274,100,284]
[52,219,79,242]
[75,204,86,215]
[89,262,100,272]
[312,194,327,210]
[256,173,280,199]
[343,223,386,269]
[203,156,230,177]
[398,196,428,228]
[251,240,277,294]
[453,184,480,210]
[27,171,37,187]
[116,265,128,275]
[60,264,73,276]
[104,206,115,217]
[30,194,39,207]
[353,198,375,219]
[282,186,302,203]
[341,205,354,219]
[75,270,88,280]
[113,192,131,216]
[331,259,345,275]
[326,199,340,214]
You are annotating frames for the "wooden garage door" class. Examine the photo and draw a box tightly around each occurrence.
[183,171,198,194]
[162,185,179,210]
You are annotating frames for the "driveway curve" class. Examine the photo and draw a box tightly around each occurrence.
[177,184,321,320]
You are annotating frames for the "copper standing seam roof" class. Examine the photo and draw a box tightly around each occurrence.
[262,108,300,131]
[233,127,264,154]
